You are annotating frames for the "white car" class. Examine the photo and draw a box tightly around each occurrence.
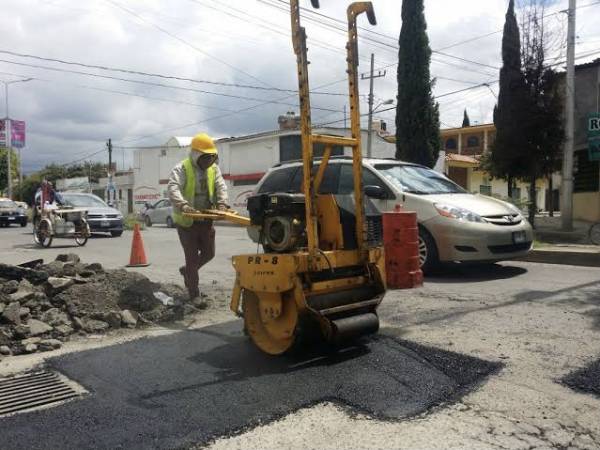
[249,157,533,273]
[141,199,175,228]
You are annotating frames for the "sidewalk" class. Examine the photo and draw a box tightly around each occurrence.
[519,215,600,267]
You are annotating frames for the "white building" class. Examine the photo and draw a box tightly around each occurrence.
[129,127,396,214]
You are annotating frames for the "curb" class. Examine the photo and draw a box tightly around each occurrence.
[519,249,600,267]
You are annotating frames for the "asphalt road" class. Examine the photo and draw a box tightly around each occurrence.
[0,322,500,450]
[1,224,600,449]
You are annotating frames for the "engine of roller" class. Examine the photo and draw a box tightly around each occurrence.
[247,193,307,253]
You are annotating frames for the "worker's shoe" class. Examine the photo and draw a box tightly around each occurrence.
[190,296,208,310]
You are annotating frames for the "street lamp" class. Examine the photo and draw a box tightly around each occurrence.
[2,78,33,200]
[367,98,394,158]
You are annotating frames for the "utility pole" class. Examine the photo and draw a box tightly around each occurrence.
[561,0,576,231]
[361,54,386,158]
[4,83,11,199]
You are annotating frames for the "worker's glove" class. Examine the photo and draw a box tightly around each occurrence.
[182,205,197,214]
[217,204,229,211]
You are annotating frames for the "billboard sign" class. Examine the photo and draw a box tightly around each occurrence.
[588,113,600,161]
[10,120,25,148]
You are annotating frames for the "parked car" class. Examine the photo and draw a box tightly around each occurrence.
[248,157,533,273]
[60,193,124,237]
[0,198,28,227]
[141,199,175,228]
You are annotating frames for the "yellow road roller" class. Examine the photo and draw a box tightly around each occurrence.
[187,0,386,355]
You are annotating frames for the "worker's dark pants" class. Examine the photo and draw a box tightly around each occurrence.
[176,221,215,298]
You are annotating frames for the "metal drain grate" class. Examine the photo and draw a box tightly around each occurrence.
[0,371,85,417]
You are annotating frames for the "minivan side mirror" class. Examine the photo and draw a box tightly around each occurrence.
[364,185,388,199]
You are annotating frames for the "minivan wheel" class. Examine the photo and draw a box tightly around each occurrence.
[418,227,439,274]
[145,216,152,227]
[166,216,174,228]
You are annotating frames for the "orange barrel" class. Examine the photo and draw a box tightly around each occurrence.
[382,206,423,289]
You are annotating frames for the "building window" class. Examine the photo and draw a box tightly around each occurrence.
[467,136,479,147]
[479,185,492,196]
[445,138,457,150]
[160,148,167,156]
[279,135,343,162]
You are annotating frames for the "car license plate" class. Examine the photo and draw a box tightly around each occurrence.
[512,231,526,244]
[101,220,110,227]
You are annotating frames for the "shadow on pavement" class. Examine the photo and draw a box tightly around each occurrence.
[0,320,501,450]
[426,262,527,284]
[562,357,600,399]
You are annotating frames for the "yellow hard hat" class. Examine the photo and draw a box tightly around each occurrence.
[190,133,218,155]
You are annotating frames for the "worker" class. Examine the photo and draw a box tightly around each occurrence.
[167,133,228,301]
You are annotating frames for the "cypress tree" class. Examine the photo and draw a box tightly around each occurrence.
[462,109,471,127]
[485,0,529,197]
[395,0,440,168]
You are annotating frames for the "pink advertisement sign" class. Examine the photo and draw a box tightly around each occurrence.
[10,120,25,148]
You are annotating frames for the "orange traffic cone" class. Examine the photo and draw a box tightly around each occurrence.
[126,223,150,267]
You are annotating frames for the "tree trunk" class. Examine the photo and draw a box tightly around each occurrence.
[548,175,554,217]
[528,177,536,228]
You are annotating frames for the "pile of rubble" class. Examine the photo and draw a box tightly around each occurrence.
[0,254,203,358]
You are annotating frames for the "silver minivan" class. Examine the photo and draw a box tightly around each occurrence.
[249,157,533,272]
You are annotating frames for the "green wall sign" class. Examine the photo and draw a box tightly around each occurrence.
[589,113,600,161]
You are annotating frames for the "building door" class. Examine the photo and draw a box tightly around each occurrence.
[448,166,468,189]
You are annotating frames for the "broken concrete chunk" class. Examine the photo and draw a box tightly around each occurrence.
[55,253,80,264]
[39,339,62,350]
[19,307,31,318]
[27,319,53,336]
[41,308,72,327]
[120,310,138,328]
[62,263,76,277]
[0,303,4,315]
[0,263,49,285]
[53,324,74,336]
[24,343,38,353]
[0,345,11,355]
[13,325,30,339]
[2,280,19,294]
[85,263,104,273]
[82,319,110,333]
[21,337,41,346]
[2,302,22,325]
[46,277,75,295]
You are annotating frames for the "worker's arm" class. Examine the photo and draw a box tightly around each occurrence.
[214,165,229,209]
[167,163,193,212]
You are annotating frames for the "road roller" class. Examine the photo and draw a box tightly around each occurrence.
[186,0,386,355]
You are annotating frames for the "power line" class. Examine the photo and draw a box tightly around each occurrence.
[0,49,349,96]
[259,0,501,71]
[0,58,341,112]
[103,0,280,89]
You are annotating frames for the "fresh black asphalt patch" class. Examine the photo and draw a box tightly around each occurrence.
[0,320,501,449]
[562,357,600,398]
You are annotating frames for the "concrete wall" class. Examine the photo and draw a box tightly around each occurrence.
[469,169,547,210]
[574,192,600,222]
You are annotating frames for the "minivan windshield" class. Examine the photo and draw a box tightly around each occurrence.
[374,164,466,195]
[62,194,108,208]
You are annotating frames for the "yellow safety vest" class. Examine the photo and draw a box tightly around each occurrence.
[173,157,216,227]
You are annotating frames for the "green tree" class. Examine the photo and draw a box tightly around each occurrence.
[0,148,19,195]
[462,109,471,127]
[519,0,564,225]
[484,0,529,198]
[395,0,440,168]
